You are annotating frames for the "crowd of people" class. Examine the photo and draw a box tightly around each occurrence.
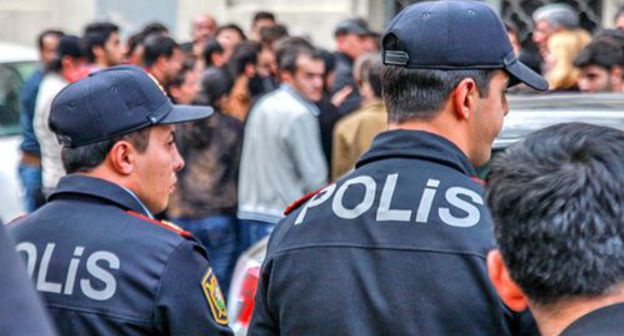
[7,1,624,335]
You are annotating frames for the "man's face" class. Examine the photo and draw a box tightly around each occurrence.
[617,15,624,30]
[258,47,277,77]
[532,20,556,53]
[216,29,244,62]
[470,70,510,167]
[164,48,184,84]
[193,15,217,42]
[103,32,124,66]
[133,125,184,213]
[40,34,60,66]
[578,65,618,93]
[252,18,275,40]
[290,55,325,102]
[171,71,200,105]
[337,33,366,60]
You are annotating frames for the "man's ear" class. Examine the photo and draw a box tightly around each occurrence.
[451,78,478,121]
[487,249,529,312]
[92,45,105,62]
[611,66,623,87]
[108,140,136,176]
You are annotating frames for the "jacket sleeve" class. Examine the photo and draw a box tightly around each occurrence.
[248,257,278,336]
[155,241,234,336]
[284,112,328,192]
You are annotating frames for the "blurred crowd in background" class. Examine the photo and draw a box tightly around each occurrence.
[17,3,624,292]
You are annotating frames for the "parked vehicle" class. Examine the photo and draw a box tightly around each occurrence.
[0,42,39,223]
[226,92,624,334]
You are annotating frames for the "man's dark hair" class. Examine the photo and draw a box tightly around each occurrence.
[381,36,493,123]
[274,37,316,73]
[574,38,624,71]
[83,22,119,62]
[141,22,169,36]
[37,29,64,51]
[368,61,383,98]
[216,24,247,41]
[486,122,624,306]
[382,67,492,123]
[260,24,289,47]
[143,35,179,68]
[196,67,234,107]
[203,39,224,67]
[62,128,150,174]
[253,11,276,25]
[170,60,195,90]
[227,41,261,77]
[47,35,83,73]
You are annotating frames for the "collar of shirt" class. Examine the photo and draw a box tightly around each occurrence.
[559,302,624,336]
[356,129,478,177]
[280,83,320,117]
[49,174,154,218]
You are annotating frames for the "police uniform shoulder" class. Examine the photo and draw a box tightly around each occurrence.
[124,210,192,238]
[284,188,323,215]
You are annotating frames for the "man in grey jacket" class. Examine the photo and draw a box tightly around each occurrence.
[238,39,328,249]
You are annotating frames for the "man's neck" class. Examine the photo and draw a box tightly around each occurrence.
[532,286,624,336]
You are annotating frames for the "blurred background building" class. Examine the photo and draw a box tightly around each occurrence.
[0,0,622,50]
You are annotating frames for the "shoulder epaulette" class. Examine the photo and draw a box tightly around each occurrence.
[471,176,486,186]
[125,210,191,237]
[6,214,27,226]
[284,188,323,215]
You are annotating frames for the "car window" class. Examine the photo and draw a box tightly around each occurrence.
[0,61,38,137]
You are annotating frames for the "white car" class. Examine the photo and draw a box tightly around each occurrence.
[0,42,39,223]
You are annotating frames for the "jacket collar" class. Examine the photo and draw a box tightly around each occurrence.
[356,129,478,177]
[49,174,153,217]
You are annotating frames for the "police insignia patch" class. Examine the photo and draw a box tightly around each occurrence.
[202,268,229,325]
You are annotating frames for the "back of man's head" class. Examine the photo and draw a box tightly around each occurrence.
[354,53,382,99]
[227,41,261,78]
[487,123,624,308]
[533,3,580,29]
[83,22,119,63]
[143,35,178,68]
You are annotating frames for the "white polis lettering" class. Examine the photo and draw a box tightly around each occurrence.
[64,246,84,295]
[16,242,37,277]
[80,251,120,301]
[415,179,440,223]
[295,184,337,225]
[37,243,62,293]
[376,173,412,222]
[332,176,376,219]
[439,187,483,227]
[14,242,120,301]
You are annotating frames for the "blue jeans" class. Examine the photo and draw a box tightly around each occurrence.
[237,219,275,254]
[17,164,44,213]
[174,215,238,295]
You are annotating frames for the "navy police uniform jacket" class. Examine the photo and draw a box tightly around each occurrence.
[250,130,535,335]
[9,175,233,336]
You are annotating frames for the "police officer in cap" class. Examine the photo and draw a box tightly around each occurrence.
[249,1,547,335]
[9,65,233,335]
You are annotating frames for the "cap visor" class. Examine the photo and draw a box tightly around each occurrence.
[505,60,548,91]
[159,104,214,125]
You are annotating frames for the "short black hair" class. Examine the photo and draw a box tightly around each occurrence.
[216,24,247,41]
[574,38,624,71]
[62,128,150,174]
[143,35,179,68]
[274,37,316,74]
[260,24,289,47]
[83,22,119,62]
[381,35,493,123]
[141,22,169,36]
[170,60,195,90]
[196,67,234,107]
[487,123,624,306]
[37,29,64,51]
[203,39,224,67]
[253,11,276,24]
[382,67,492,123]
[227,41,261,77]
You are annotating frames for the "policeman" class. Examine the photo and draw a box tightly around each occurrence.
[249,1,547,335]
[9,65,233,335]
[0,223,56,335]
